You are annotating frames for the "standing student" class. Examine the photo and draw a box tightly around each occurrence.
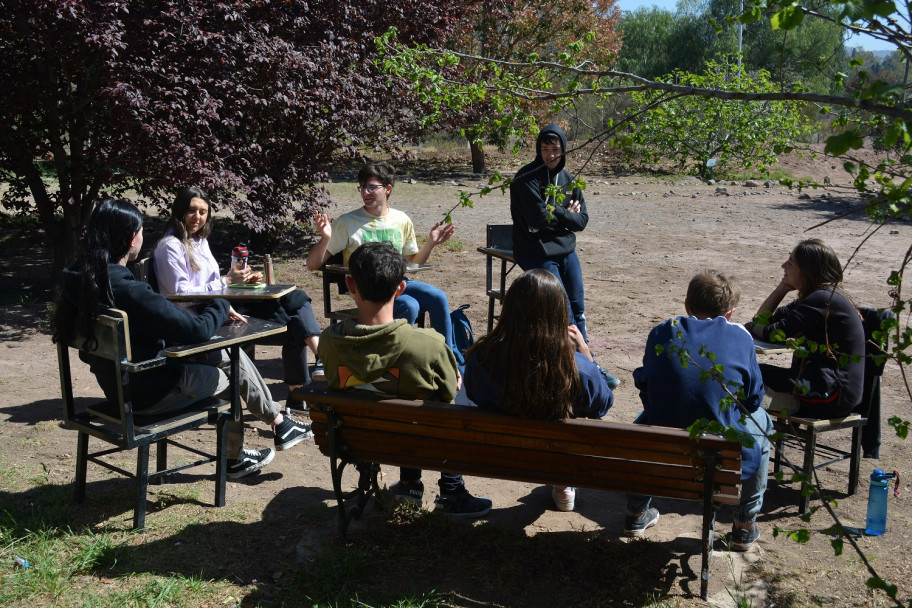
[53,198,313,479]
[154,187,324,406]
[510,123,619,388]
[463,269,614,512]
[306,161,461,362]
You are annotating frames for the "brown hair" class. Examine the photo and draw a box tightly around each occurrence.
[792,238,843,299]
[165,186,213,272]
[466,269,580,420]
[686,270,740,318]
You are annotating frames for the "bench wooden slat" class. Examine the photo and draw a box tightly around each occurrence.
[299,388,742,600]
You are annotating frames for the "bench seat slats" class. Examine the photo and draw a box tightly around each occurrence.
[310,423,741,505]
[309,412,741,471]
[299,388,742,600]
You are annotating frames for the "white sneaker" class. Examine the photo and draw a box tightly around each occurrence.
[552,486,576,512]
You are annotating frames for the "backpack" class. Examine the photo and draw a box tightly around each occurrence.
[450,304,474,373]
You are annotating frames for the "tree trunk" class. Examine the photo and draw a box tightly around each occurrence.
[467,133,486,174]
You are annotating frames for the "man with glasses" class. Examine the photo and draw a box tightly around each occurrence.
[306,161,461,365]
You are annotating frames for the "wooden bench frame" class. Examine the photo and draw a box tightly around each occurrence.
[295,388,742,600]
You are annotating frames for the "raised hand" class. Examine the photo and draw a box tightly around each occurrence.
[428,221,456,246]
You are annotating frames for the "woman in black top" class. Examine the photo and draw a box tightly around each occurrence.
[747,238,865,418]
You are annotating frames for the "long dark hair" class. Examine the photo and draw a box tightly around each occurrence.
[52,199,143,349]
[466,269,581,420]
[793,238,843,299]
[165,186,212,272]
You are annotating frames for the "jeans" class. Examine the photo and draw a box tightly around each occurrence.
[138,349,282,459]
[627,408,772,524]
[516,251,587,341]
[393,279,455,353]
[400,467,465,495]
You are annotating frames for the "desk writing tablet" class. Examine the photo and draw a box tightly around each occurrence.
[166,284,296,301]
[164,317,286,358]
[754,337,791,355]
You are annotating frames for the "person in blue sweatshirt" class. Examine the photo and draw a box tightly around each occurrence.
[626,270,771,552]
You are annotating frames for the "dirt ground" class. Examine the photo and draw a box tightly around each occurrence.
[2,144,912,607]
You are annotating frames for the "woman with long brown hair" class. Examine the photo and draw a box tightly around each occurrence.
[747,238,865,418]
[463,268,614,512]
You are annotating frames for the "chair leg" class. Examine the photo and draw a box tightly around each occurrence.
[74,432,89,504]
[214,416,228,508]
[134,445,150,531]
[773,435,784,474]
[154,439,168,485]
[849,425,863,496]
[799,430,818,515]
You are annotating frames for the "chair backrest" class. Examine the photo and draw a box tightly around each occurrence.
[130,256,159,292]
[324,251,349,295]
[487,224,513,250]
[856,306,894,416]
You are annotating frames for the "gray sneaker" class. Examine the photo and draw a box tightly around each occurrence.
[624,507,660,537]
[227,447,275,479]
[390,480,424,506]
[729,524,761,551]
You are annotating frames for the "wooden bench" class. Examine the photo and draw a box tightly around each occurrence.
[294,388,742,600]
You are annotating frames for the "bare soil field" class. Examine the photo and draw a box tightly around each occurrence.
[1,144,911,607]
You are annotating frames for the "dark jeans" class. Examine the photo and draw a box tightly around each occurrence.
[400,468,465,495]
[516,250,587,341]
[241,289,321,385]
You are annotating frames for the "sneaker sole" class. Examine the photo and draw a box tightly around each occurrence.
[730,531,760,551]
[554,500,575,512]
[624,513,660,538]
[276,429,314,451]
[227,449,276,479]
[393,494,423,506]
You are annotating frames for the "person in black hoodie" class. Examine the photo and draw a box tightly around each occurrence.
[51,198,312,479]
[510,124,619,388]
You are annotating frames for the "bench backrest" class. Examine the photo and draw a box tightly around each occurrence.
[304,390,742,506]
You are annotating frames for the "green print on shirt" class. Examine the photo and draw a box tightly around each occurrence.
[362,229,403,252]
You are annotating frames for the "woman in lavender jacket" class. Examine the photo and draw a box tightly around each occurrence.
[154,187,323,405]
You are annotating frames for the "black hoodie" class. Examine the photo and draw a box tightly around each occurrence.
[509,123,588,258]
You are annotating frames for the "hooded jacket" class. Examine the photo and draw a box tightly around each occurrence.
[510,123,588,258]
[318,318,457,403]
[62,263,230,408]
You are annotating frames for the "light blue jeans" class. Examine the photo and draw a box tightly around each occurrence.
[393,279,455,353]
[627,408,772,524]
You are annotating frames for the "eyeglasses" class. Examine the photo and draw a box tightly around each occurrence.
[356,184,386,194]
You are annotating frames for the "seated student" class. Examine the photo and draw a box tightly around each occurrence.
[746,238,865,418]
[52,198,313,479]
[306,161,461,363]
[629,270,771,551]
[154,187,325,407]
[318,241,492,518]
[463,268,614,512]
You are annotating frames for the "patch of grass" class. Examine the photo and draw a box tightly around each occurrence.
[716,165,796,183]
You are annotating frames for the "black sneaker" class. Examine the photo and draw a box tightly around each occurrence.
[729,523,761,551]
[624,507,660,537]
[597,365,621,389]
[312,358,326,382]
[227,447,275,479]
[390,480,424,506]
[286,395,309,414]
[273,415,313,451]
[434,488,492,519]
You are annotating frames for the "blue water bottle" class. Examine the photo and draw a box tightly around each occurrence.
[865,469,899,536]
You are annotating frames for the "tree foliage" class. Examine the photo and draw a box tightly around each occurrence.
[616,0,848,94]
[0,0,466,271]
[616,57,813,176]
[442,0,622,172]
